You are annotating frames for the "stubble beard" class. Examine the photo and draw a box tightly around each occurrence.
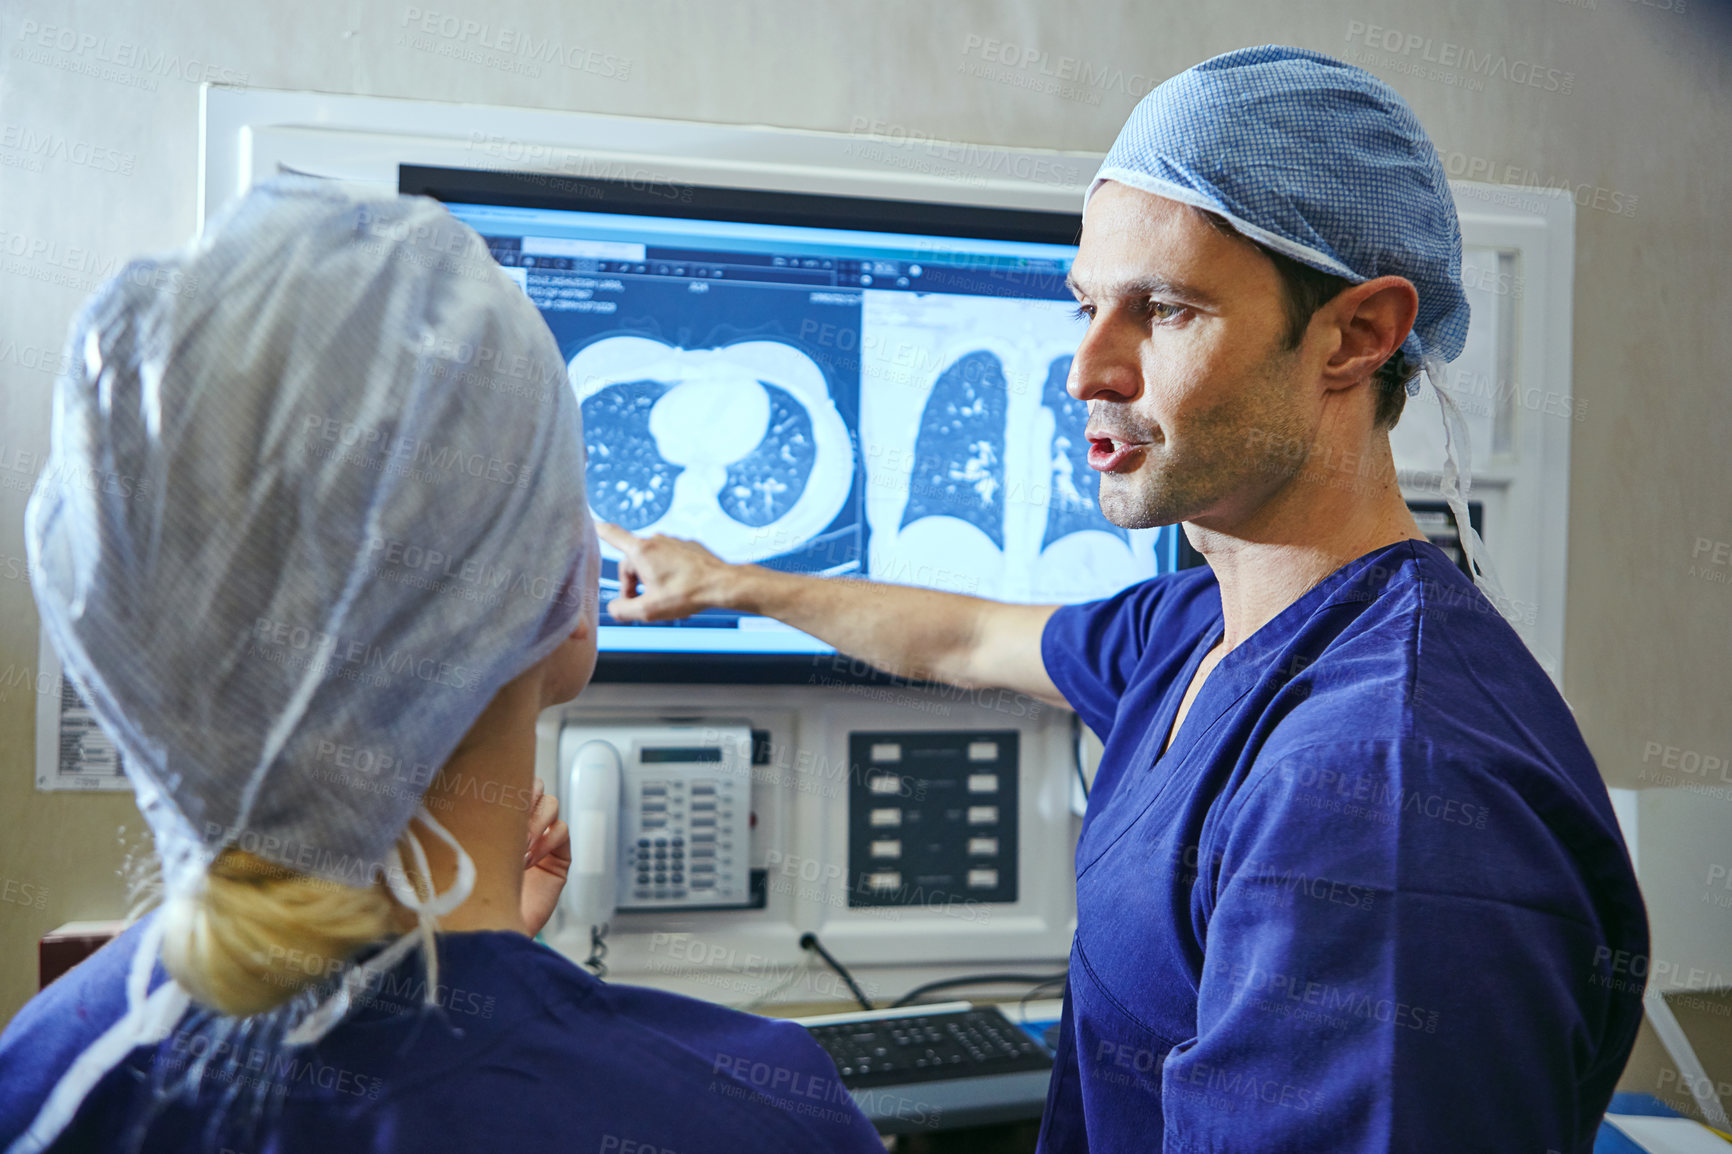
[1096,344,1311,531]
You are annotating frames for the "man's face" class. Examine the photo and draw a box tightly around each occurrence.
[1066,182,1316,530]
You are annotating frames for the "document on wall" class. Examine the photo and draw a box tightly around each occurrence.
[33,629,129,792]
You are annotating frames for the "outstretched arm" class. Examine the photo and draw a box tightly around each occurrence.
[596,522,1066,708]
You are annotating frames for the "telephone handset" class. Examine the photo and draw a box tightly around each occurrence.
[564,739,623,943]
[557,721,755,970]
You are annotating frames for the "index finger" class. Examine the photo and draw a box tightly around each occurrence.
[595,521,641,555]
[595,521,636,550]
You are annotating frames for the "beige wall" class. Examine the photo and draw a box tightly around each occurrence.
[1,0,1726,1058]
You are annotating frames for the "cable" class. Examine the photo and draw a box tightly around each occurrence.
[890,972,1066,1009]
[731,953,815,1013]
[799,932,873,1012]
[584,924,608,980]
[1017,973,1068,1024]
[1072,711,1091,800]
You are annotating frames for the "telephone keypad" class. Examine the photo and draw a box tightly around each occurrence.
[625,776,740,904]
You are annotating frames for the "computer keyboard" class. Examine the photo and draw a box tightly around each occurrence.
[796,1002,1054,1133]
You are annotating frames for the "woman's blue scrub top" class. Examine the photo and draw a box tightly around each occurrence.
[0,916,884,1153]
[1036,540,1647,1154]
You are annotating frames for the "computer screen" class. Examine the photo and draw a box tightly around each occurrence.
[401,165,1176,680]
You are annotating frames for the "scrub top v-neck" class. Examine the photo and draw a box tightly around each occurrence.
[1035,539,1647,1154]
[1157,630,1225,760]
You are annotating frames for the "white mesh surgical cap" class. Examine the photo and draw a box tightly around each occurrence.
[25,176,599,898]
[1089,45,1507,603]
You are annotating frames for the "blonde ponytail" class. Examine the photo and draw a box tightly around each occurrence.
[157,848,408,1018]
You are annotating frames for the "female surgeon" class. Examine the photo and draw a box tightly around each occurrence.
[0,179,883,1154]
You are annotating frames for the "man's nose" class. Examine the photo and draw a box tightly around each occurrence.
[1067,316,1142,404]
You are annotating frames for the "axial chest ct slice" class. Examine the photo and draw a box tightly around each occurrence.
[568,336,854,563]
[581,379,681,530]
[1041,354,1128,549]
[720,383,817,528]
[900,350,1010,549]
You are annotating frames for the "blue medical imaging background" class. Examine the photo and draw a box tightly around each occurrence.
[539,280,867,601]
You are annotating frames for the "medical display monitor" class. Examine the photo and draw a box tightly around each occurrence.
[401,165,1177,681]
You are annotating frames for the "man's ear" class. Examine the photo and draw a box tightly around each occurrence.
[1318,275,1418,393]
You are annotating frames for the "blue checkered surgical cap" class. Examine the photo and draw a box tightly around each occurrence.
[1089,44,1469,370]
[1088,44,1508,604]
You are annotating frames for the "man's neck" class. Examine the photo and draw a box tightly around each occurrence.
[1188,437,1426,653]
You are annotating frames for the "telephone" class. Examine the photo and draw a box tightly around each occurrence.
[556,721,755,949]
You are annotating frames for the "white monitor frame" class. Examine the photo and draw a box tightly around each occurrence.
[200,85,1574,682]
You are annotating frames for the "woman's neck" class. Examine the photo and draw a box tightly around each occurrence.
[410,676,545,934]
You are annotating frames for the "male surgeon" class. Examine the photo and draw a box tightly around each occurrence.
[596,46,1648,1152]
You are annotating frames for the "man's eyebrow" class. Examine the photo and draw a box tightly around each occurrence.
[1065,272,1219,308]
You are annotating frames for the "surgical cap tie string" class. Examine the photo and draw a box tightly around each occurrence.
[284,805,476,1047]
[1425,356,1513,617]
[7,917,191,1154]
[386,804,477,918]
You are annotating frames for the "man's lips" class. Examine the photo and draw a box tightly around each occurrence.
[1086,428,1150,472]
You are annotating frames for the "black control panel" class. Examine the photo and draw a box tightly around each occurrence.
[846,730,1019,908]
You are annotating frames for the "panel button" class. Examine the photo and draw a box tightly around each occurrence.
[966,868,999,889]
[967,773,998,794]
[967,837,999,856]
[869,808,902,827]
[868,774,902,795]
[966,806,998,825]
[871,742,902,763]
[967,741,999,762]
[870,839,901,859]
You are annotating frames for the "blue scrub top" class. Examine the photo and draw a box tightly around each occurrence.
[0,915,883,1153]
[1036,540,1647,1154]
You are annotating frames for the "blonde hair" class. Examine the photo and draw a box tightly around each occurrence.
[156,844,422,1018]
